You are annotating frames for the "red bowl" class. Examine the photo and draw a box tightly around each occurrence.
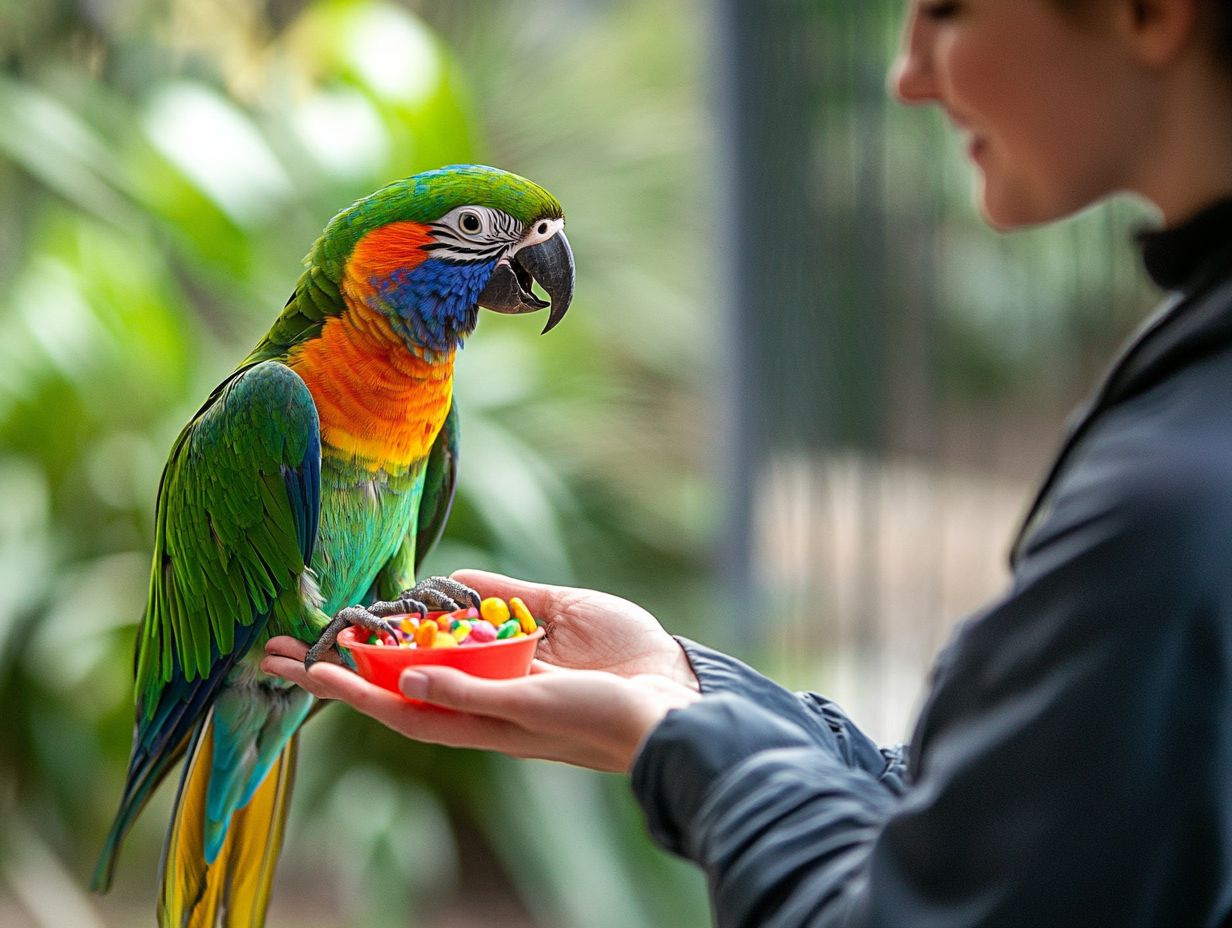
[338,615,544,697]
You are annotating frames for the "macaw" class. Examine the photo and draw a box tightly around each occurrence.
[90,164,574,927]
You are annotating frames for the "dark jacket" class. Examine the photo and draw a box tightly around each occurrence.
[631,202,1232,927]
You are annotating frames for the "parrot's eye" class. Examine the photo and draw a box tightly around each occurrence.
[428,206,517,260]
[536,221,549,235]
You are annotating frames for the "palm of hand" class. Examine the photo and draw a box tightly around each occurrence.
[449,571,698,689]
[536,589,676,675]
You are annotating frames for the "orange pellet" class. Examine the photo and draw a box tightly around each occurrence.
[415,619,438,649]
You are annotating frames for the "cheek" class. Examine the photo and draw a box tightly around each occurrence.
[951,50,1094,187]
[937,29,1001,118]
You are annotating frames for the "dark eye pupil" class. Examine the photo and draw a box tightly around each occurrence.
[462,214,480,232]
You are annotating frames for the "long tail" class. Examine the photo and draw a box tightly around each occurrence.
[158,711,299,928]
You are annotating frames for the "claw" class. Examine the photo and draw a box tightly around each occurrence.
[305,605,397,669]
[400,576,482,612]
[302,578,483,670]
[369,598,429,619]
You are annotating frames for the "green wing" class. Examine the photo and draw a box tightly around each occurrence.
[101,360,321,883]
[373,398,459,600]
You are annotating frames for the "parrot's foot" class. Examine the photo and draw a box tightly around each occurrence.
[304,606,399,669]
[392,576,482,613]
[302,578,481,669]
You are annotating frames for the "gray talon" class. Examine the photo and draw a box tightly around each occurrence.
[304,604,398,669]
[302,580,482,670]
[370,598,429,618]
[398,576,482,612]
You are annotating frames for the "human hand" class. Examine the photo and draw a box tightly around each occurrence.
[260,637,700,773]
[448,570,699,691]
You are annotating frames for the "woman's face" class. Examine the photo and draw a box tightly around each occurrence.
[891,0,1149,229]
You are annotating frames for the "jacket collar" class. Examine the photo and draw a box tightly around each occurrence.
[1009,201,1232,567]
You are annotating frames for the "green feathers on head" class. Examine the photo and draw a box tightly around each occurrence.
[312,164,565,282]
[247,164,564,365]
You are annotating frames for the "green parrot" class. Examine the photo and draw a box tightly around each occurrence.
[91,164,574,926]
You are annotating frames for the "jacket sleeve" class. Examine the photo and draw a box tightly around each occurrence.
[633,450,1232,928]
[675,637,908,794]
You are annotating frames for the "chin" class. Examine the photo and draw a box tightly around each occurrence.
[977,200,1021,232]
[979,190,1078,232]
[977,174,1110,232]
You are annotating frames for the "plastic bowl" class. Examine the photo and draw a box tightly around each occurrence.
[338,614,544,696]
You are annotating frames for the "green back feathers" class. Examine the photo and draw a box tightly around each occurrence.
[245,165,563,365]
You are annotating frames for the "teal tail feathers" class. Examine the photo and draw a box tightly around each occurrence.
[158,711,299,928]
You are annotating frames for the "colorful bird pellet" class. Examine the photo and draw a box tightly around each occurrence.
[468,620,498,643]
[509,597,537,635]
[480,597,511,626]
[415,619,438,649]
[372,597,537,649]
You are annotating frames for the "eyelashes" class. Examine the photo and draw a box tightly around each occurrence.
[920,1,961,21]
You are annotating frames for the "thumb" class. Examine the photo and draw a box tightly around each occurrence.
[399,665,535,721]
[449,569,563,618]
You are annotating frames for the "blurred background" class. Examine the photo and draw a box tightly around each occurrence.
[0,0,1159,925]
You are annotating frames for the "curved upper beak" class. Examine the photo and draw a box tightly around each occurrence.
[477,230,575,334]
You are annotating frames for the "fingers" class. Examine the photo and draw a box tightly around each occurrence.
[398,666,548,722]
[262,641,686,774]
[261,645,528,751]
[259,650,364,703]
[448,569,562,617]
[260,633,502,720]
[265,636,309,661]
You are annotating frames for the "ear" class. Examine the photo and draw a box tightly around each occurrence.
[1115,0,1201,68]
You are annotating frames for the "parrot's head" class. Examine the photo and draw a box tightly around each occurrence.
[318,164,573,357]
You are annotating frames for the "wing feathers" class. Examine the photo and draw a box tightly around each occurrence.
[98,361,321,893]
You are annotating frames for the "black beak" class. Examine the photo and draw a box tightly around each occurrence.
[477,230,574,334]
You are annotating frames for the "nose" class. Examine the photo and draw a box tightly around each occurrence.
[887,10,937,105]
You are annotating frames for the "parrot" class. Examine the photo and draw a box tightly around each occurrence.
[90,164,574,927]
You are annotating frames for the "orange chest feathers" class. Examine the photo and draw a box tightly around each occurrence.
[286,305,454,473]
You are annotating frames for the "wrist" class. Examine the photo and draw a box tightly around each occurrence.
[665,638,700,692]
[621,678,701,772]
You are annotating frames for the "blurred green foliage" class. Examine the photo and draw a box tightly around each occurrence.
[0,0,712,924]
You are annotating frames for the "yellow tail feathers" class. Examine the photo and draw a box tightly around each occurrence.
[159,714,299,928]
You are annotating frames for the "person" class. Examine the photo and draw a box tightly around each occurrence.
[262,0,1232,923]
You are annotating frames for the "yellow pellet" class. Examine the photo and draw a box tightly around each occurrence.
[480,597,511,625]
[432,632,459,649]
[415,619,438,649]
[451,620,472,642]
[399,617,418,635]
[509,597,537,634]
